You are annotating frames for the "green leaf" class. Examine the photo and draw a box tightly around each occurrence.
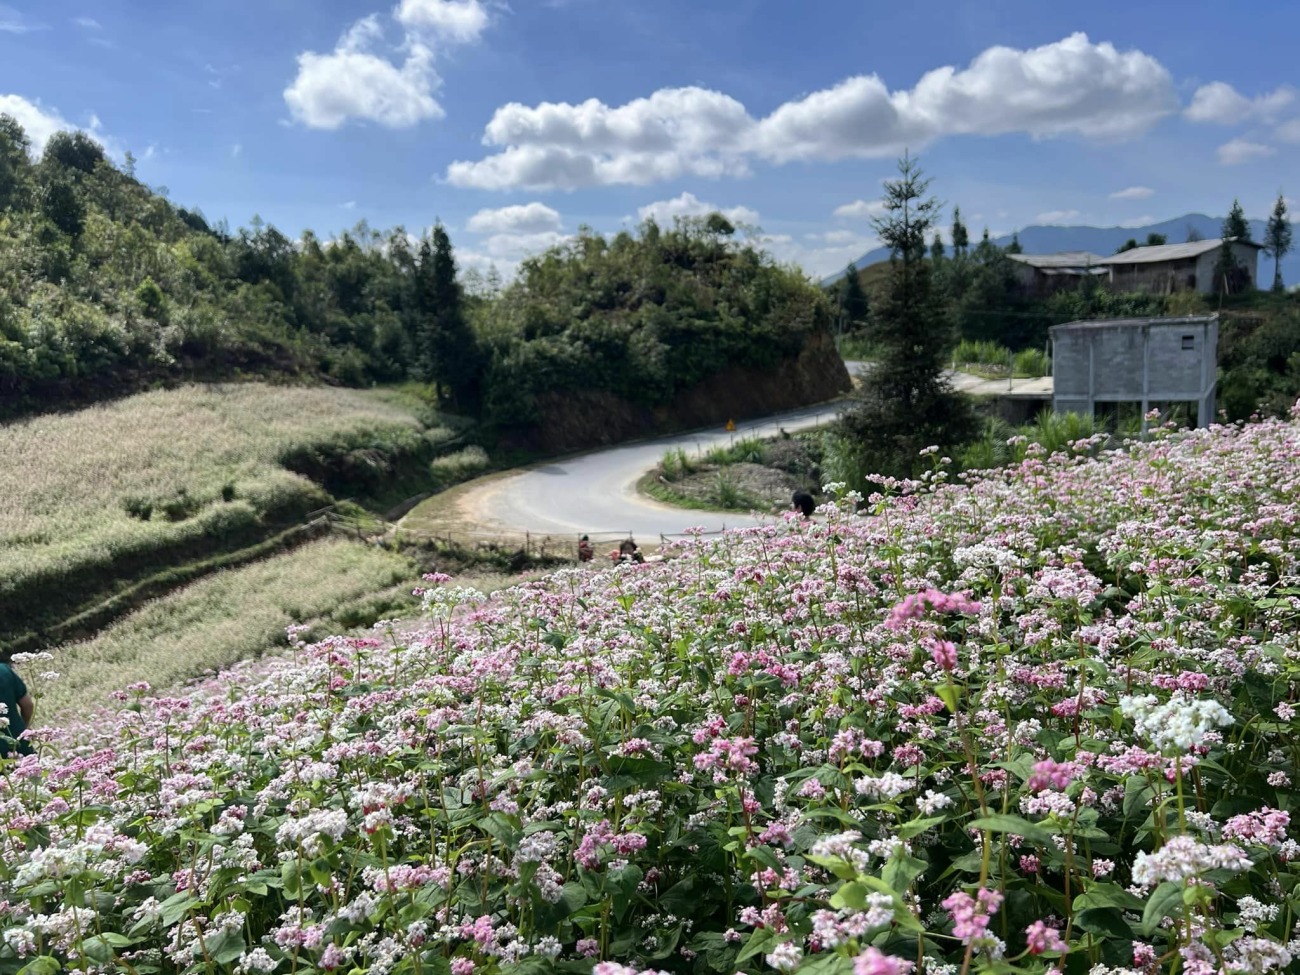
[1074,882,1146,913]
[747,844,784,873]
[206,928,246,966]
[897,815,948,839]
[968,813,1054,846]
[882,853,927,892]
[158,891,198,927]
[936,683,960,713]
[1074,907,1133,941]
[19,958,63,975]
[736,928,776,964]
[1142,881,1185,936]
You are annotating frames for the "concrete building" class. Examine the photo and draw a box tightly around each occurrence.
[1049,315,1218,428]
[1008,251,1108,296]
[1098,238,1263,294]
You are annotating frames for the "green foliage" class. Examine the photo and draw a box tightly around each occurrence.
[1146,232,1168,246]
[479,220,834,428]
[1012,347,1050,377]
[839,155,976,485]
[838,265,869,330]
[1264,193,1292,291]
[1117,238,1139,254]
[704,435,767,466]
[1218,296,1300,419]
[658,447,695,482]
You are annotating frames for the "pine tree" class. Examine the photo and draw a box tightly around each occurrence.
[1264,193,1292,291]
[839,264,869,330]
[1215,199,1252,293]
[950,206,969,257]
[929,233,945,261]
[1006,233,1023,255]
[415,224,485,414]
[837,154,975,484]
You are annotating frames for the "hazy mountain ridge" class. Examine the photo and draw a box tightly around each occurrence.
[825,213,1300,287]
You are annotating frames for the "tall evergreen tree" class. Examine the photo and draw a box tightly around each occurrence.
[837,154,975,484]
[1006,233,1023,255]
[950,206,969,257]
[415,224,484,414]
[929,233,945,262]
[1216,199,1253,293]
[1145,232,1167,246]
[1264,193,1292,291]
[839,264,869,330]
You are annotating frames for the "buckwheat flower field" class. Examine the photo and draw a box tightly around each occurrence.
[6,417,1300,975]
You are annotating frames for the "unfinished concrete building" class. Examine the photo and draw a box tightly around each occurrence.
[1049,315,1218,428]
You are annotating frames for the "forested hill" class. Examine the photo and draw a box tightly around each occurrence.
[0,116,845,439]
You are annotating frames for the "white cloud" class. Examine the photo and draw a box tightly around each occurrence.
[0,5,42,32]
[759,230,878,279]
[395,0,489,43]
[450,87,753,190]
[231,143,242,158]
[449,33,1175,190]
[0,94,83,154]
[1276,118,1300,143]
[1035,209,1081,225]
[1117,215,1157,229]
[833,199,888,220]
[341,200,357,210]
[284,17,442,130]
[1216,138,1275,165]
[73,16,101,29]
[285,1,492,131]
[1185,81,1294,124]
[1110,185,1154,200]
[466,202,563,235]
[635,191,759,227]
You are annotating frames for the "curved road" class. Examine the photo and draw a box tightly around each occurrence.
[403,363,1031,543]
[418,400,848,542]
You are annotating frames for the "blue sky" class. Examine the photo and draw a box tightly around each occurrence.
[2,0,1297,277]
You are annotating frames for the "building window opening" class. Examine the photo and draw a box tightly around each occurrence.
[1181,334,1196,350]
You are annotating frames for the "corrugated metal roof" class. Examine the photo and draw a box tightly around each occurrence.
[1009,251,1107,269]
[1099,237,1263,265]
[1049,314,1219,333]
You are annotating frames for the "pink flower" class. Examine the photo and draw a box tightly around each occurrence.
[1027,758,1078,793]
[885,589,981,630]
[927,639,958,671]
[450,959,476,975]
[1025,920,1067,954]
[854,947,914,975]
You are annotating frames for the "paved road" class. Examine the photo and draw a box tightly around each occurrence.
[423,400,848,542]
[404,361,1046,543]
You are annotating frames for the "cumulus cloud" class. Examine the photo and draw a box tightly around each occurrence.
[1216,138,1275,165]
[285,1,491,130]
[1185,82,1294,124]
[448,33,1176,190]
[395,0,489,43]
[466,202,563,235]
[833,199,888,220]
[759,230,878,279]
[1110,185,1154,200]
[450,88,753,190]
[636,192,759,227]
[284,17,441,129]
[1035,209,1081,225]
[0,94,86,154]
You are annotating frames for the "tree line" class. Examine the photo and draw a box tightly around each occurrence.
[0,116,832,427]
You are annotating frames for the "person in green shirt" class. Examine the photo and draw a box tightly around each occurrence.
[0,661,34,758]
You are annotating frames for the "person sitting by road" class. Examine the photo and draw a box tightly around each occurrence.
[792,490,816,519]
[577,535,594,562]
[614,538,646,564]
[0,658,35,759]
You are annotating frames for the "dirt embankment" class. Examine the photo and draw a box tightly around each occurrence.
[519,331,851,455]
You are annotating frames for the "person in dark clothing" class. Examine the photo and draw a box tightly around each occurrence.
[792,491,816,519]
[0,661,34,758]
[616,539,646,564]
[577,535,594,562]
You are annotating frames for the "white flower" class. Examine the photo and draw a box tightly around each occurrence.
[1120,693,1233,754]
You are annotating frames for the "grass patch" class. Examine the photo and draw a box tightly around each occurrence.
[0,383,457,640]
[36,539,416,719]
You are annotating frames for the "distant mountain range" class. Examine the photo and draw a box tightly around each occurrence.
[824,212,1299,288]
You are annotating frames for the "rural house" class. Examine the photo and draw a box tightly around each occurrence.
[1008,251,1108,295]
[1098,238,1263,294]
[1050,315,1218,429]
